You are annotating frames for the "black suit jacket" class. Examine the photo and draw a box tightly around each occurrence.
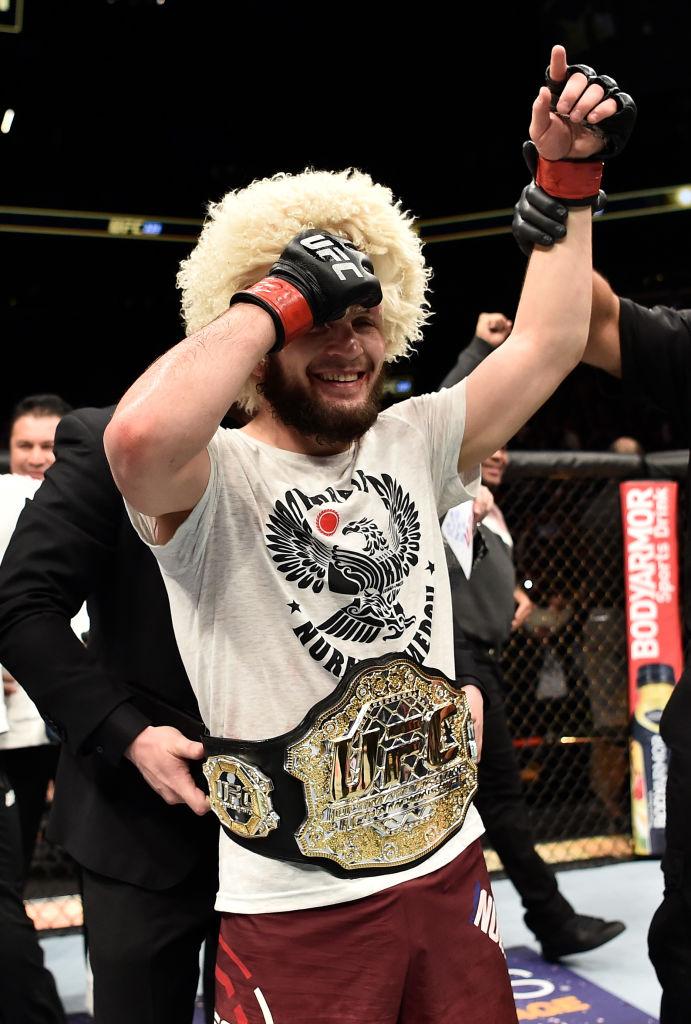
[0,407,218,889]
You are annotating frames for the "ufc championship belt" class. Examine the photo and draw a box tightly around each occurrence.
[202,653,478,878]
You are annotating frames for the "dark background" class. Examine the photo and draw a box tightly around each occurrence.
[2,0,691,450]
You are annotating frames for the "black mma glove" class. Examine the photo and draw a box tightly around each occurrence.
[512,181,568,256]
[229,230,383,352]
[512,142,606,257]
[532,62,636,206]
[545,63,636,160]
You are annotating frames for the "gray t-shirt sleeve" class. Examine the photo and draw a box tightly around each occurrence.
[388,380,480,515]
[125,433,221,580]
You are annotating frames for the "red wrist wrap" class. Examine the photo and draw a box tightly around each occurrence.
[243,278,313,344]
[536,156,604,202]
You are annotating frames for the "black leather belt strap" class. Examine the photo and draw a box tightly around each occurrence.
[202,730,333,871]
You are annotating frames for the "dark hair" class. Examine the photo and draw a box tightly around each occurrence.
[10,394,72,433]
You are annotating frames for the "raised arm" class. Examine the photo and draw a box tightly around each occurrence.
[104,232,382,532]
[512,190,624,378]
[460,45,634,470]
[104,303,276,523]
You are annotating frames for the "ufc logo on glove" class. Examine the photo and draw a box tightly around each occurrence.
[300,234,365,280]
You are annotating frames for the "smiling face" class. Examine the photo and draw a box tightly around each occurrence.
[9,413,61,479]
[255,305,387,454]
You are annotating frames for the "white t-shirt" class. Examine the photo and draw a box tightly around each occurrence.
[128,382,482,913]
[0,474,41,738]
[0,473,90,745]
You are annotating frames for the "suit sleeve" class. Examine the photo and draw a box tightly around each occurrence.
[0,410,150,762]
[453,626,489,706]
[438,336,494,390]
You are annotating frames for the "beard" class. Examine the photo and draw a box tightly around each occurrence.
[259,357,384,447]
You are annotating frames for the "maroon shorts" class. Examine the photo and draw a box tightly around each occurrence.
[215,838,517,1024]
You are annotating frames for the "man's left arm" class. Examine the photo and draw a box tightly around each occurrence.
[459,45,634,471]
[439,313,513,390]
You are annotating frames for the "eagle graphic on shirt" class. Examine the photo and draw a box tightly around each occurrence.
[265,473,421,643]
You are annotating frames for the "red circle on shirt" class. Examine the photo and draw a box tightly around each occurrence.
[316,509,340,536]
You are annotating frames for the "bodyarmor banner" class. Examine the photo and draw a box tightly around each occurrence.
[620,480,682,855]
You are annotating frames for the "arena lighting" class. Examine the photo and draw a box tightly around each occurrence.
[1,108,15,134]
[0,0,23,34]
[5,182,691,242]
[381,376,414,400]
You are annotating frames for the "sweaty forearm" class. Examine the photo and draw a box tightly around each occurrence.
[105,303,274,508]
[512,206,592,367]
[461,208,592,469]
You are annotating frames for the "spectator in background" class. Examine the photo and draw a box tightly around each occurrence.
[0,398,72,1023]
[610,435,643,456]
[0,394,76,881]
[440,315,625,961]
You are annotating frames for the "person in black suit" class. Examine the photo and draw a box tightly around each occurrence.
[0,406,219,1024]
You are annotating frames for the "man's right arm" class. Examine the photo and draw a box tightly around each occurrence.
[105,230,383,528]
[513,185,691,411]
[104,303,276,528]
[583,271,623,377]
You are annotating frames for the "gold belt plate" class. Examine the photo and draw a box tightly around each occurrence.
[285,657,477,872]
[203,756,279,839]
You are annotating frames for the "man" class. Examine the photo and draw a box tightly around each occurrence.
[0,396,72,1023]
[0,404,220,1024]
[1,394,75,880]
[512,166,691,1024]
[439,336,625,958]
[103,48,633,1022]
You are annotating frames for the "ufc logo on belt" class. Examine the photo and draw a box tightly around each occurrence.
[300,234,364,281]
[330,703,460,801]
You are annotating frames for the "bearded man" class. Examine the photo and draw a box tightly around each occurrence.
[104,45,634,1023]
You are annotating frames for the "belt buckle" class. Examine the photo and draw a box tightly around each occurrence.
[285,655,477,872]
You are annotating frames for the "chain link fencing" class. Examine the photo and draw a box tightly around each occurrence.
[483,449,688,870]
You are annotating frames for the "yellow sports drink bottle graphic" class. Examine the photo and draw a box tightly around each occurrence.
[630,664,675,855]
[620,481,682,858]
